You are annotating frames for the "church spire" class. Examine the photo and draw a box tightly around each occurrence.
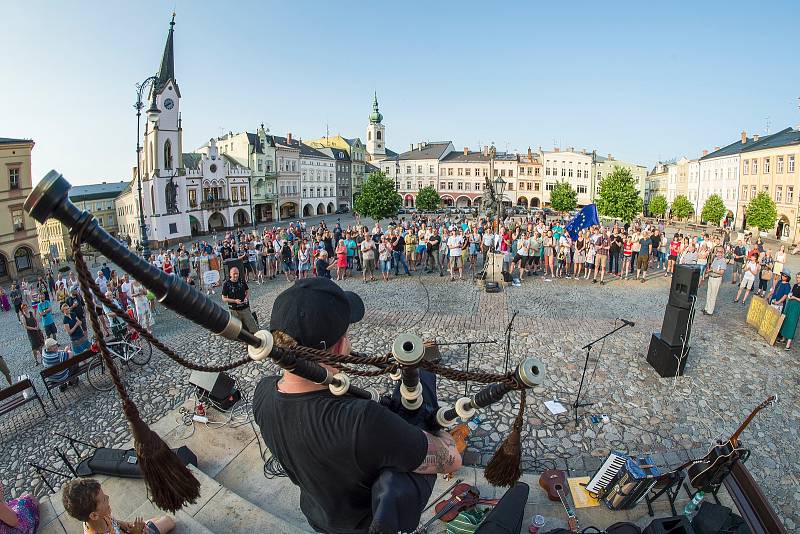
[155,13,176,92]
[369,92,383,124]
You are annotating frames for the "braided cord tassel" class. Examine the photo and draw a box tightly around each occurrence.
[72,229,200,512]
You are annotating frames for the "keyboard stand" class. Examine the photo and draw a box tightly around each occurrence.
[646,470,685,517]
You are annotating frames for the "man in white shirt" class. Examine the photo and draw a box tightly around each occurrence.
[94,271,108,296]
[447,230,464,281]
[515,234,529,281]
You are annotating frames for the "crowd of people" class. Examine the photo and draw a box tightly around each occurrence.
[0,263,159,394]
[4,213,800,389]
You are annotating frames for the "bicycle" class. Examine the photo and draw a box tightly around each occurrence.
[86,322,153,391]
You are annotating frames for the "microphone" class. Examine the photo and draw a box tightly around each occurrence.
[617,318,635,327]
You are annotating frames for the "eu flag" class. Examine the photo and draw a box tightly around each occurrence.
[565,204,600,239]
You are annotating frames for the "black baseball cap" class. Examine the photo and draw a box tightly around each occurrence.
[270,278,365,349]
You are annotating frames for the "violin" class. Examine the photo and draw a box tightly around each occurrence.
[415,483,498,533]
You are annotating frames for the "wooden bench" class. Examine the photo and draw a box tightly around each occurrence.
[39,349,96,408]
[0,378,48,418]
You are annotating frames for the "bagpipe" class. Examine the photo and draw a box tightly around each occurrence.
[24,171,546,516]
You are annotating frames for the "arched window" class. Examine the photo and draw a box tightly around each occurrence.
[368,131,372,141]
[14,247,32,272]
[377,131,382,140]
[164,139,173,170]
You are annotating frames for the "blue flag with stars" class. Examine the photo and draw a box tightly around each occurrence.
[565,204,599,239]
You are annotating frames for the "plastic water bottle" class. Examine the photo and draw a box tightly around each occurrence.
[683,490,704,517]
[467,414,482,430]
[528,514,545,534]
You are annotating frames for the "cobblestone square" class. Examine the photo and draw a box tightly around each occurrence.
[0,263,797,529]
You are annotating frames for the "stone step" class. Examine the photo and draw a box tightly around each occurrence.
[35,475,214,534]
[34,462,307,534]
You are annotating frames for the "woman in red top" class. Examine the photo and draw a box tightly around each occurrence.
[162,256,173,275]
[500,228,511,252]
[622,236,634,279]
[667,235,681,276]
[335,239,348,281]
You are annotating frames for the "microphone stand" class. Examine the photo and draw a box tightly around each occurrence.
[572,320,633,426]
[502,311,519,374]
[435,339,497,396]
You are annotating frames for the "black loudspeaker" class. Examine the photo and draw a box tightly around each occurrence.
[189,370,235,401]
[643,515,695,533]
[661,305,693,346]
[669,265,701,309]
[646,333,689,378]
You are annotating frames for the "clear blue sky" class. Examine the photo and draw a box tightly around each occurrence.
[4,0,799,185]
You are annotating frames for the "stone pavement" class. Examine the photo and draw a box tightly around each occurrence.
[0,260,798,530]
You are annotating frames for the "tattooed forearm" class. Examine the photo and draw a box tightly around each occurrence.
[414,431,463,475]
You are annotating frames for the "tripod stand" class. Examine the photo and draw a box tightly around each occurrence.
[572,319,633,426]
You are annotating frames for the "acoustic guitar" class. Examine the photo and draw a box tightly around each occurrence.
[688,395,776,489]
[539,469,578,533]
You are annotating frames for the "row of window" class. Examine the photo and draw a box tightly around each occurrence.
[701,168,738,181]
[301,171,335,181]
[256,158,274,173]
[743,155,796,175]
[302,188,333,198]
[741,184,794,204]
[79,200,114,212]
[545,167,594,178]
[278,159,298,172]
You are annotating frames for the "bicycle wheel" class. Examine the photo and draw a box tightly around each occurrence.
[128,335,153,366]
[87,357,115,391]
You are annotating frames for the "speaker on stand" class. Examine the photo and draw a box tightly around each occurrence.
[647,265,700,378]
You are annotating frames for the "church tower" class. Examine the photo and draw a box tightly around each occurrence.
[365,93,386,161]
[139,14,189,242]
[142,13,182,181]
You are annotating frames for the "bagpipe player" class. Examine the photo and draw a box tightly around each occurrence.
[252,277,462,534]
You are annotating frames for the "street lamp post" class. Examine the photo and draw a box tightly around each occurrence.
[395,155,400,193]
[494,176,506,229]
[134,75,161,260]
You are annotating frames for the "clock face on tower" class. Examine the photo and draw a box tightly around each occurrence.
[164,98,174,110]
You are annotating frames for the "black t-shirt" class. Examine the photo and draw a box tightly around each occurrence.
[67,295,85,317]
[427,235,440,251]
[650,234,661,250]
[221,246,233,260]
[315,259,331,278]
[221,279,249,310]
[252,376,427,533]
[392,235,405,252]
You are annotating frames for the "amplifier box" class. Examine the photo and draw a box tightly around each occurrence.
[189,370,235,402]
[646,333,689,378]
[661,304,693,347]
[669,265,701,310]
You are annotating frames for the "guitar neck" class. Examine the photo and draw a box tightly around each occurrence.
[557,487,578,531]
[730,399,772,445]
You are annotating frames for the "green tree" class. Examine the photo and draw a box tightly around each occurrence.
[353,171,402,221]
[415,186,441,211]
[648,194,668,217]
[550,181,577,213]
[701,194,726,225]
[670,195,694,220]
[595,166,643,223]
[746,191,777,231]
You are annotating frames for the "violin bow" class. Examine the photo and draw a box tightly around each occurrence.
[421,478,463,514]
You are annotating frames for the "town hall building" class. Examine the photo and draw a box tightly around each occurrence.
[116,16,251,246]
